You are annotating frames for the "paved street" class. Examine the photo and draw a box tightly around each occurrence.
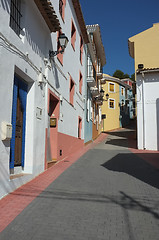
[1,125,159,240]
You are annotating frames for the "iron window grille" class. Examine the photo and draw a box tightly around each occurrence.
[59,0,63,17]
[10,0,22,36]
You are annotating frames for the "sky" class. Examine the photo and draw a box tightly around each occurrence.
[80,0,159,77]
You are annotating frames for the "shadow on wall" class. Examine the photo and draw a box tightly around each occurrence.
[156,98,159,150]
[102,152,159,190]
[0,0,10,13]
[104,121,137,149]
[0,156,17,197]
[50,59,60,89]
[120,106,130,128]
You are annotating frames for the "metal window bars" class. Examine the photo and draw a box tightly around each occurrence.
[10,0,22,36]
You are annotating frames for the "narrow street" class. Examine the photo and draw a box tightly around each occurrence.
[1,125,159,240]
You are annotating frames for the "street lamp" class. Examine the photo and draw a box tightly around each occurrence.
[100,88,105,98]
[105,93,109,101]
[49,33,69,58]
[99,88,109,101]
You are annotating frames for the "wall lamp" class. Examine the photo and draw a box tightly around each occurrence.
[100,88,109,101]
[49,33,69,58]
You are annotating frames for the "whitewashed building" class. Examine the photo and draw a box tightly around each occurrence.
[136,68,159,150]
[0,0,88,199]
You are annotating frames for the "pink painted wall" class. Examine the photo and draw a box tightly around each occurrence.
[57,132,84,160]
[48,89,60,161]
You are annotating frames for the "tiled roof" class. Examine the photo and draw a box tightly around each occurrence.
[34,0,61,32]
[103,74,131,89]
[86,24,106,67]
[137,68,159,73]
[72,0,89,43]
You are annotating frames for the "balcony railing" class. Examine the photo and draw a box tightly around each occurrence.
[87,64,96,87]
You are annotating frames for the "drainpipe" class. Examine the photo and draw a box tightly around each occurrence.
[142,72,146,149]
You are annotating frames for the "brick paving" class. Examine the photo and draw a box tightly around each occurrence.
[0,125,159,240]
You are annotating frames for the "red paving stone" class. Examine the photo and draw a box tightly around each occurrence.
[0,133,108,233]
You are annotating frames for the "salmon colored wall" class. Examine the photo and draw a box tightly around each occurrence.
[45,128,48,170]
[48,89,60,161]
[57,132,84,161]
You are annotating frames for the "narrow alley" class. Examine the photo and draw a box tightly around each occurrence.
[0,124,159,240]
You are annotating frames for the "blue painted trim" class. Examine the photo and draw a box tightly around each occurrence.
[10,78,18,169]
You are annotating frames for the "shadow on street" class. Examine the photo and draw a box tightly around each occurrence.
[102,152,159,190]
[104,129,137,149]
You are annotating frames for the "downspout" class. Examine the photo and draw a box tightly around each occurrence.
[142,72,146,149]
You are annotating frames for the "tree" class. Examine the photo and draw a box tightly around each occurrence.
[123,73,130,79]
[113,70,125,79]
[130,73,135,81]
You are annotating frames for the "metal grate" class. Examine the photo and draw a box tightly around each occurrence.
[59,0,63,17]
[10,0,22,36]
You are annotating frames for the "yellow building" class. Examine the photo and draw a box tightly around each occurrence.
[101,74,120,131]
[128,23,159,71]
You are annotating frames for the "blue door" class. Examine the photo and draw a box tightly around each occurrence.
[10,76,28,170]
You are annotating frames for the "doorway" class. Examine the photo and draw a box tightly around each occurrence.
[47,90,60,166]
[10,75,28,173]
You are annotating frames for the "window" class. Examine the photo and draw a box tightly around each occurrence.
[109,83,115,92]
[78,117,82,139]
[69,77,75,106]
[57,31,63,65]
[71,20,76,50]
[121,87,124,96]
[79,71,83,94]
[80,36,83,64]
[109,99,115,109]
[10,0,22,36]
[59,0,66,21]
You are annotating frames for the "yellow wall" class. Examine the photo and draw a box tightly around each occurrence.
[129,23,159,71]
[101,80,120,131]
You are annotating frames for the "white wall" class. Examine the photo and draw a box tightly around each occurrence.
[0,0,52,198]
[0,0,87,199]
[136,72,159,150]
[47,0,86,140]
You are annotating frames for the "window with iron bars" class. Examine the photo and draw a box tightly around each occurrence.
[10,0,22,36]
[59,0,63,17]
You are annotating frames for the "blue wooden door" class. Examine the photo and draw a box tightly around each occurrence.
[10,76,28,170]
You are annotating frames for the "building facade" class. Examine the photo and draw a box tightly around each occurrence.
[0,0,89,199]
[101,74,120,131]
[84,24,106,143]
[128,23,159,150]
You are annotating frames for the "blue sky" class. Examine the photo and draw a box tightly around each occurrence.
[80,0,159,77]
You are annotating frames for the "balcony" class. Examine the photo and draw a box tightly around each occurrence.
[87,64,96,87]
[94,95,103,105]
[97,72,103,79]
[95,99,103,105]
[90,87,99,97]
[100,78,106,84]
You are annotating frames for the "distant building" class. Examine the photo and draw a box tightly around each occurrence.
[84,24,106,142]
[101,74,134,131]
[101,74,120,131]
